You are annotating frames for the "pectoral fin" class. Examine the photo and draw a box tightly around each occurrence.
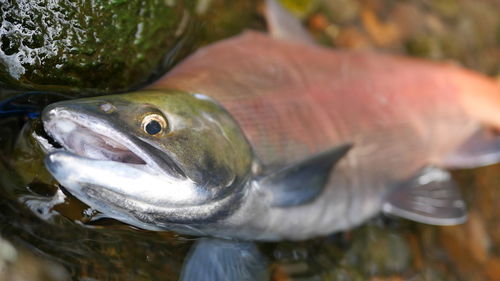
[262,144,352,207]
[264,0,315,44]
[180,238,268,281]
[383,167,467,225]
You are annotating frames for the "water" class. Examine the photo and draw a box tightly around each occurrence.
[0,0,499,280]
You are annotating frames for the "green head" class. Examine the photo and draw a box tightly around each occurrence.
[42,90,253,230]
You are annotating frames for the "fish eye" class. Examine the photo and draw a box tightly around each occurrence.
[141,114,168,136]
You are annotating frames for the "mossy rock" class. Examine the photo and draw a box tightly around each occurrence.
[0,0,257,96]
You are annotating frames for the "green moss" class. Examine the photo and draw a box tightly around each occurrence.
[0,0,258,96]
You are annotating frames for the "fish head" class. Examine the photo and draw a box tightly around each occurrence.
[42,90,253,231]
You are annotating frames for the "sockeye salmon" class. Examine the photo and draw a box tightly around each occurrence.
[39,0,500,242]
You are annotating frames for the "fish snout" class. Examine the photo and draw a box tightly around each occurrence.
[44,151,75,183]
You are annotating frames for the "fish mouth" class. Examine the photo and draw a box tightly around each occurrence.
[41,107,151,168]
[39,105,209,208]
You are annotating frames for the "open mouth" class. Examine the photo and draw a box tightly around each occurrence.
[41,108,147,165]
[38,105,233,218]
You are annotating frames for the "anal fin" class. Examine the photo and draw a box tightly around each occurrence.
[383,167,467,225]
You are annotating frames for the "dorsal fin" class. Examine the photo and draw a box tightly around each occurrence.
[264,0,316,44]
[383,166,467,225]
[260,144,352,207]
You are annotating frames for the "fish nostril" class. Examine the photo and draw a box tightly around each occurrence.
[99,102,116,113]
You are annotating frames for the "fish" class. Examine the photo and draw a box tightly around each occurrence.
[39,0,500,244]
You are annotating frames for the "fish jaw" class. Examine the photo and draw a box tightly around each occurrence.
[44,151,207,230]
[44,150,251,233]
[44,151,202,206]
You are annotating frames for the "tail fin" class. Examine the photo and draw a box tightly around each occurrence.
[446,68,500,168]
[454,68,500,129]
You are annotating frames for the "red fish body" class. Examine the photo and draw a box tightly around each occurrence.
[149,31,500,238]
